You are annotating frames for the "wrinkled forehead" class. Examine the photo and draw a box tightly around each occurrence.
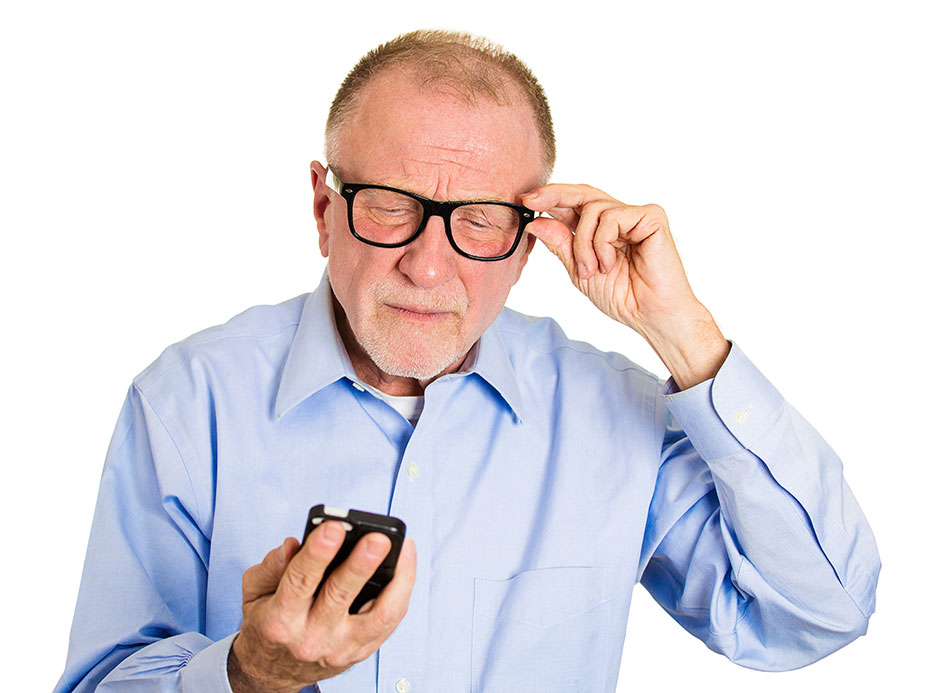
[334,68,545,193]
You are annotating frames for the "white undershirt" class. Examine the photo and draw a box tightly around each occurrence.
[375,389,425,426]
[356,347,478,427]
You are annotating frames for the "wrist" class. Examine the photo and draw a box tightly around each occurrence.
[228,633,297,693]
[227,635,258,693]
[640,304,729,390]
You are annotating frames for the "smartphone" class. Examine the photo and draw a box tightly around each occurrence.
[302,505,406,614]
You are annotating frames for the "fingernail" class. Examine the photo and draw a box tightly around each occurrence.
[322,522,345,545]
[365,536,388,559]
[522,191,539,199]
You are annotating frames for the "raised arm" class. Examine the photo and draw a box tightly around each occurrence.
[641,343,879,668]
[522,183,880,668]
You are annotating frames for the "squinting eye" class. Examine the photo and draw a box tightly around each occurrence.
[368,205,414,216]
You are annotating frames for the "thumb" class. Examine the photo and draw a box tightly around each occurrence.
[526,217,579,277]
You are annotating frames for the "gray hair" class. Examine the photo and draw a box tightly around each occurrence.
[325,29,555,182]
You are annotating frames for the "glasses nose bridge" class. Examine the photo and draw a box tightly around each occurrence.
[418,199,458,243]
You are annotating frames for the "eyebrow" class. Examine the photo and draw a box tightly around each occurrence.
[329,167,514,204]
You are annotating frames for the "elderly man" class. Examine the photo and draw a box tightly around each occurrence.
[57,30,880,692]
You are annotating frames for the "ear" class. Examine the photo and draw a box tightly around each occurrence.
[511,233,537,284]
[310,160,332,258]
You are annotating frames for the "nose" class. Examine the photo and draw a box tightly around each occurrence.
[397,215,459,289]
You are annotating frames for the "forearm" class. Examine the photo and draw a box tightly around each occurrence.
[673,345,878,611]
[102,634,236,692]
[638,301,729,390]
[647,344,880,669]
[56,386,220,691]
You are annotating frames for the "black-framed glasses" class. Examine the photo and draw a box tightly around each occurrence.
[329,168,537,261]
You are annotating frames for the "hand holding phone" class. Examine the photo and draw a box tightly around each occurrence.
[302,505,406,614]
[231,507,415,692]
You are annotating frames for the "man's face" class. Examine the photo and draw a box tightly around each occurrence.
[312,69,544,390]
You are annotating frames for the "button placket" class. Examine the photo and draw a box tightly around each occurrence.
[379,441,430,692]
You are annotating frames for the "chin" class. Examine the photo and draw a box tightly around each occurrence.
[355,307,468,379]
[369,350,460,381]
[362,332,467,381]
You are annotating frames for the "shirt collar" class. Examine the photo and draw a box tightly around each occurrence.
[467,312,525,424]
[274,272,355,418]
[274,271,525,423]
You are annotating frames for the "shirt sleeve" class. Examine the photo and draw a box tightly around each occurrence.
[54,384,235,692]
[637,342,881,671]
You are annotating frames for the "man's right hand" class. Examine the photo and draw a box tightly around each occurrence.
[228,521,417,693]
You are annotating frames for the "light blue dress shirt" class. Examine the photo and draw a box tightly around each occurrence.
[57,273,880,692]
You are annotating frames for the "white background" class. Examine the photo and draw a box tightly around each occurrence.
[2,1,947,690]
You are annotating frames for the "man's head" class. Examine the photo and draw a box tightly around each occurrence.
[311,30,555,393]
[325,30,556,184]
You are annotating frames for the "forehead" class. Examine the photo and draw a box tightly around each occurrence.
[334,69,545,200]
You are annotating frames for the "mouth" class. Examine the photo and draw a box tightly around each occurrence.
[385,303,454,321]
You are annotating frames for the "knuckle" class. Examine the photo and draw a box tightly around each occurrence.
[580,184,601,197]
[371,603,396,630]
[241,567,255,593]
[287,640,314,662]
[260,616,291,645]
[600,206,624,225]
[372,603,401,630]
[321,577,355,610]
[288,631,332,663]
[322,647,355,670]
[282,565,314,595]
[351,643,379,664]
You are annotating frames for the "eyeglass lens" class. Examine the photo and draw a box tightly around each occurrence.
[352,188,521,258]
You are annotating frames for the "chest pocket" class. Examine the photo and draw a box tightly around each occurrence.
[472,566,610,692]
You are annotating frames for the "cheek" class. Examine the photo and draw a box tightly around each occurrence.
[328,239,401,310]
[326,236,368,316]
[464,264,521,329]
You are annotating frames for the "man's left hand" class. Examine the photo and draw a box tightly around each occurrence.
[521,183,729,390]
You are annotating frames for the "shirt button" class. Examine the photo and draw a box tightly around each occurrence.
[395,678,411,693]
[407,462,420,480]
[734,406,751,424]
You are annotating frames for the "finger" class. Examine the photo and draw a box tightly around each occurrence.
[273,520,346,612]
[352,538,417,641]
[592,207,624,274]
[520,184,614,215]
[519,191,580,230]
[242,537,299,603]
[572,201,614,277]
[311,532,392,620]
[525,217,580,277]
[541,205,580,229]
[607,203,669,245]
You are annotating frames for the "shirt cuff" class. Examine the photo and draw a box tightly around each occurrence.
[181,631,239,693]
[660,342,784,461]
